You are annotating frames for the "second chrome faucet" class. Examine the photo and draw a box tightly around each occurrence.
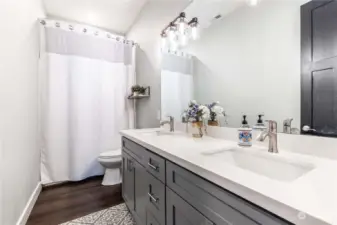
[256,120,278,153]
[160,116,174,132]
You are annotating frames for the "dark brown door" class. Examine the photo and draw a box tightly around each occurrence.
[301,0,337,137]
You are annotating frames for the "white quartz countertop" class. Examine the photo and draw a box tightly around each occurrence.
[120,128,337,225]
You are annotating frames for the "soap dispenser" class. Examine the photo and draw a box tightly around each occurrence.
[253,114,266,131]
[238,115,252,147]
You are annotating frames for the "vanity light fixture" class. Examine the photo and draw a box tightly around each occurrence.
[160,12,200,50]
[168,23,177,43]
[180,32,188,46]
[189,17,199,40]
[161,32,167,49]
[178,12,187,34]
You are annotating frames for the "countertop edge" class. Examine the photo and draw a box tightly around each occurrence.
[120,132,332,225]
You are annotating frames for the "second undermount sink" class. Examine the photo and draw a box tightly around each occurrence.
[139,130,181,137]
[204,148,315,182]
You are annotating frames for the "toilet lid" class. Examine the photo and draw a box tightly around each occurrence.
[99,149,121,159]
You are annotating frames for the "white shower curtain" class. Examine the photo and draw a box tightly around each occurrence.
[39,20,136,184]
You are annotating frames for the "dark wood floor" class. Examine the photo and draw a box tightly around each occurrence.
[27,176,123,225]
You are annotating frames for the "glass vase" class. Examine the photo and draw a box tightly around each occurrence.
[191,121,204,138]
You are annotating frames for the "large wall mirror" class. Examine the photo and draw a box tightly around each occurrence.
[161,0,337,136]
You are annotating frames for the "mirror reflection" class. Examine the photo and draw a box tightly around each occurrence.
[161,0,309,134]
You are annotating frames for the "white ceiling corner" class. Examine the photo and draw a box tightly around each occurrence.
[184,0,244,29]
[43,0,150,34]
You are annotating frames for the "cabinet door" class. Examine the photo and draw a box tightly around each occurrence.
[122,150,135,211]
[146,173,165,225]
[167,187,214,225]
[134,158,148,224]
[146,210,161,225]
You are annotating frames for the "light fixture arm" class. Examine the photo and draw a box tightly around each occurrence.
[161,12,198,35]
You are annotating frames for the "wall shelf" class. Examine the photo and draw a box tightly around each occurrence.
[128,86,150,100]
[128,86,150,129]
[128,94,150,100]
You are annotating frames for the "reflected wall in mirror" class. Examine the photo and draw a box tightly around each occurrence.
[161,0,310,133]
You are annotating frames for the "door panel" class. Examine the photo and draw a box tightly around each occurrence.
[312,69,337,134]
[122,150,135,211]
[146,173,165,225]
[301,0,337,137]
[134,158,148,224]
[166,187,214,225]
[146,210,161,225]
[312,1,337,62]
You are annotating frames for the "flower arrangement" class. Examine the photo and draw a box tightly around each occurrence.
[207,101,224,121]
[186,100,210,122]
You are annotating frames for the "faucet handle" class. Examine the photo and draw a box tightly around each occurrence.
[283,118,293,126]
[302,125,316,132]
[265,120,277,131]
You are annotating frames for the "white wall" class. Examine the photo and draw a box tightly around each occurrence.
[187,0,309,130]
[0,0,45,224]
[127,0,190,128]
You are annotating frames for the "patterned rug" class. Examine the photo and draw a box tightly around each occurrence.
[60,203,135,225]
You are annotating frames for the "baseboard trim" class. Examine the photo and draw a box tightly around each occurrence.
[16,182,42,225]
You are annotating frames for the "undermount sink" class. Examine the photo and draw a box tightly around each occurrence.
[139,130,178,137]
[204,148,315,182]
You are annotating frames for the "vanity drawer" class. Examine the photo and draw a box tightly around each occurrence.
[166,161,292,225]
[144,150,166,183]
[122,137,146,164]
[146,173,165,225]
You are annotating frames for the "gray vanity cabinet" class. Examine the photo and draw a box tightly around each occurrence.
[122,137,293,225]
[122,138,165,225]
[134,156,148,224]
[122,148,148,225]
[122,150,135,212]
[166,188,214,225]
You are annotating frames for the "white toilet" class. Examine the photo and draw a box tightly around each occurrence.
[98,149,122,186]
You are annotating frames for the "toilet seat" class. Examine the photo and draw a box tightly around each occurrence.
[99,149,121,159]
[98,149,122,186]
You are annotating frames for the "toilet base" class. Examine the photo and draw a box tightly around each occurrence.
[102,168,122,186]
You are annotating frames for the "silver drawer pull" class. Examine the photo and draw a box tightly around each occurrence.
[148,192,158,203]
[148,162,159,171]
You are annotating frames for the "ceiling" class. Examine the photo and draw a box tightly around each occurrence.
[42,0,245,35]
[43,0,149,34]
[184,0,245,29]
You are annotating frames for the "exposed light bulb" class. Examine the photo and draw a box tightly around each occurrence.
[247,0,260,6]
[168,25,177,43]
[180,33,188,46]
[169,30,175,42]
[191,26,199,40]
[178,12,186,35]
[179,22,186,34]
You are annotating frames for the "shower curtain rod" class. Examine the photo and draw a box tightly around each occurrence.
[39,18,139,47]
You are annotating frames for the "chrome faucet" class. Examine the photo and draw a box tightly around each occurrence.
[160,116,174,132]
[256,120,278,153]
[283,118,293,134]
